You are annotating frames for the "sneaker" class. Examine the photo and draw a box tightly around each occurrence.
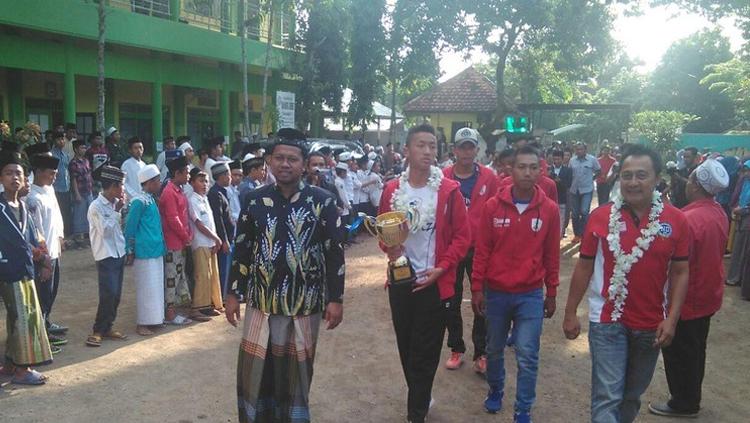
[648,402,699,418]
[514,411,532,423]
[47,323,69,334]
[47,334,68,346]
[445,352,464,370]
[50,345,62,354]
[473,356,487,375]
[484,388,503,414]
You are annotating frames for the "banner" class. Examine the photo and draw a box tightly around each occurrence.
[276,91,296,130]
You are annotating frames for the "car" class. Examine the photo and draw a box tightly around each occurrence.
[304,138,364,158]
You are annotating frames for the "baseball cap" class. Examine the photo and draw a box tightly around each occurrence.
[454,127,478,146]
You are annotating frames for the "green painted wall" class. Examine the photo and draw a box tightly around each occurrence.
[0,0,298,71]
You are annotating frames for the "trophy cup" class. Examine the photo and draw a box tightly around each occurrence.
[360,210,419,286]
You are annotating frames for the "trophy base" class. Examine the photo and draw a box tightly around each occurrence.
[388,258,417,287]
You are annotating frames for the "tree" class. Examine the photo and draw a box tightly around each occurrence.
[296,0,350,133]
[631,110,697,155]
[456,0,616,120]
[347,0,386,134]
[701,58,750,120]
[646,29,735,133]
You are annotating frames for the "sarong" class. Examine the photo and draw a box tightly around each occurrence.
[237,307,321,423]
[1,278,53,367]
[134,257,165,325]
[191,247,222,311]
[164,249,191,307]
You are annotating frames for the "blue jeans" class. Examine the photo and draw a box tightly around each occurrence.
[93,256,125,334]
[485,288,544,413]
[570,191,593,236]
[589,322,660,423]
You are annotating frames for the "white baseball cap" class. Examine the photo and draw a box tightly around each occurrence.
[454,127,478,146]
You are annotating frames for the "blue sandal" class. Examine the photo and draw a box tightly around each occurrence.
[11,369,47,385]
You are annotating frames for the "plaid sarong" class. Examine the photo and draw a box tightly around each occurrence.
[237,307,321,423]
[1,278,53,367]
[164,249,191,307]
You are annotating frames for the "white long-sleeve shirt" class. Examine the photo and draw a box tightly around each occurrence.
[121,157,146,202]
[156,151,168,182]
[88,193,126,261]
[26,184,64,259]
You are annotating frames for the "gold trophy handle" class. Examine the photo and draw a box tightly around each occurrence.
[359,213,379,237]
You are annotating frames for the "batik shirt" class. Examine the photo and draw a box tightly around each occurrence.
[229,181,345,316]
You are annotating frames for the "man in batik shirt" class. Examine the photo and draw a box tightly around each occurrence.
[226,129,345,423]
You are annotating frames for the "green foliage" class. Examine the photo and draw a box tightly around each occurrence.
[646,29,735,133]
[296,0,350,131]
[631,110,698,154]
[347,0,386,130]
[701,58,750,120]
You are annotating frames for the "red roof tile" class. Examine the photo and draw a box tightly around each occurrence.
[403,66,497,113]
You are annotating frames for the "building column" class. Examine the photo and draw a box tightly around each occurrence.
[104,78,115,129]
[64,43,76,124]
[152,80,163,151]
[174,87,186,136]
[220,88,230,138]
[169,0,181,22]
[7,69,24,129]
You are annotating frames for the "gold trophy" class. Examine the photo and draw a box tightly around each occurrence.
[360,210,419,286]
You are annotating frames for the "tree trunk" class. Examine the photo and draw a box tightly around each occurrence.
[260,0,275,133]
[389,78,397,145]
[96,0,106,131]
[240,0,250,136]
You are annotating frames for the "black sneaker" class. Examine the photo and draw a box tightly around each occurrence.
[648,402,699,418]
[47,323,69,334]
[47,334,68,346]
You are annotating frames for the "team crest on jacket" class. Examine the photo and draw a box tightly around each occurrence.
[658,222,672,237]
[531,218,543,232]
[479,185,487,196]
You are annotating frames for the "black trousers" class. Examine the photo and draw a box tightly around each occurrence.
[446,250,487,359]
[36,258,61,328]
[596,182,611,206]
[389,282,448,423]
[55,190,72,237]
[662,315,712,413]
[93,256,125,334]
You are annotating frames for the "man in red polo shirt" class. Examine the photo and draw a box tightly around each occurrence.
[563,145,690,423]
[596,143,616,205]
[442,127,499,374]
[648,159,729,418]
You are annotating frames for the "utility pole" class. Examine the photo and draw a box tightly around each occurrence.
[240,0,250,136]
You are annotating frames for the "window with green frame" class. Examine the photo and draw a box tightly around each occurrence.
[118,103,170,154]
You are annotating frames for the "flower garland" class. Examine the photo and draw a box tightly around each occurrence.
[606,191,664,321]
[391,165,442,232]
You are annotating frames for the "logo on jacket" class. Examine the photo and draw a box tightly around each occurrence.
[531,218,543,232]
[658,222,672,237]
[479,185,487,196]
[493,218,510,228]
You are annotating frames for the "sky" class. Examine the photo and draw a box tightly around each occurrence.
[439,3,745,82]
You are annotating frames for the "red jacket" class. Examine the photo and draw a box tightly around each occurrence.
[681,199,728,320]
[443,164,500,246]
[159,180,193,251]
[500,174,558,203]
[471,184,560,296]
[379,177,471,300]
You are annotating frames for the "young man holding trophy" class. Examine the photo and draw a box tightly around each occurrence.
[376,123,471,423]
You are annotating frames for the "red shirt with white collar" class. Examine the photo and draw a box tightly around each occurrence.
[580,202,689,330]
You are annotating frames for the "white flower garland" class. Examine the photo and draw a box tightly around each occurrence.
[391,165,442,232]
[606,191,664,321]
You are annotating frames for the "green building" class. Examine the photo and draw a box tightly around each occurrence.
[0,0,300,153]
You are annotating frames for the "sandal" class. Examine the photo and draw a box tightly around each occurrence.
[11,369,47,385]
[85,334,102,347]
[136,326,154,336]
[103,330,128,340]
[164,315,193,326]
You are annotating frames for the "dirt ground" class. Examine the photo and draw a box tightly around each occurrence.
[1,237,749,423]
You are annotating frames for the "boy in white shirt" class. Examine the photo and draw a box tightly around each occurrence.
[120,137,146,202]
[188,170,223,321]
